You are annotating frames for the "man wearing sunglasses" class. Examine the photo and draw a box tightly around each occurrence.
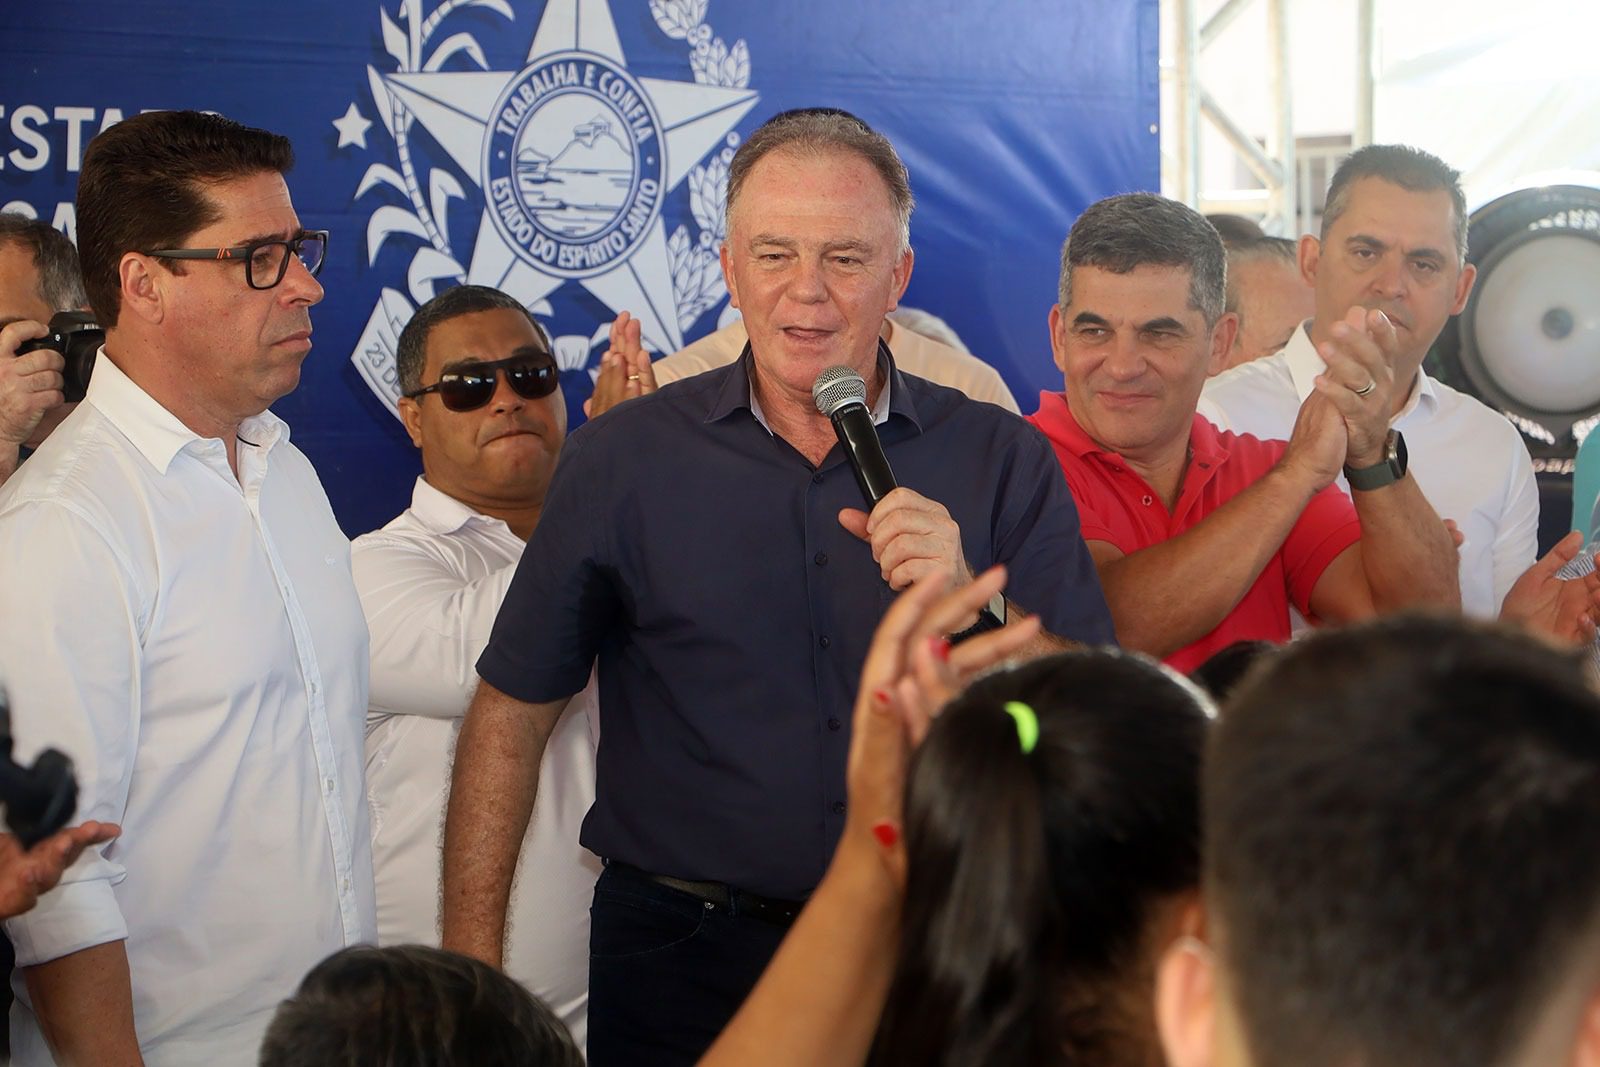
[353,284,599,1047]
[441,109,1113,1066]
[0,111,373,1065]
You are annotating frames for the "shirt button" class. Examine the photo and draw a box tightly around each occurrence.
[324,778,335,794]
[812,473,824,485]
[831,801,846,815]
[827,717,842,731]
[814,552,828,566]
[341,877,351,893]
[818,635,831,649]
[1141,495,1153,506]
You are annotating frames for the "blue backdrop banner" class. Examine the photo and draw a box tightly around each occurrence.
[1,0,1158,535]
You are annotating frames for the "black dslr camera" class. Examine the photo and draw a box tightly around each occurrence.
[0,689,78,848]
[15,310,103,404]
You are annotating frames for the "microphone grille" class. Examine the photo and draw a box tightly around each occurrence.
[812,365,868,416]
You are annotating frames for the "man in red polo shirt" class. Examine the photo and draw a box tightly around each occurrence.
[1028,193,1461,672]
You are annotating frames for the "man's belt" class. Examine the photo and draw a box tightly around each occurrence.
[610,862,808,928]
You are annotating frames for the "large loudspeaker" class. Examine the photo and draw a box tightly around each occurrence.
[1430,177,1600,554]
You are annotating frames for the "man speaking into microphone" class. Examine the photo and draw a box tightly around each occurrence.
[441,108,1112,1066]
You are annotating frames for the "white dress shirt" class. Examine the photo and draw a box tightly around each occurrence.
[1199,322,1538,617]
[0,354,375,1066]
[353,477,600,1048]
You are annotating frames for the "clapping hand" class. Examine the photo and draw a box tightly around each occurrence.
[844,566,1042,887]
[1311,306,1401,468]
[584,311,658,418]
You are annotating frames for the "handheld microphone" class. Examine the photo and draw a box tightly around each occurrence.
[812,365,897,506]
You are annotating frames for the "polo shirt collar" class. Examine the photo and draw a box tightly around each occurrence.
[1031,390,1102,458]
[85,347,289,475]
[1184,408,1230,467]
[1033,389,1230,473]
[706,338,918,431]
[408,475,508,537]
[1284,319,1439,422]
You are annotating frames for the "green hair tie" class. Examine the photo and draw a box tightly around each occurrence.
[1003,701,1039,754]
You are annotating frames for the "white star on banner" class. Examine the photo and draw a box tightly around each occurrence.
[332,103,373,149]
[380,0,757,352]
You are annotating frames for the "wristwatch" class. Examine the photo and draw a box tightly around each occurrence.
[1344,429,1408,491]
[950,590,1007,644]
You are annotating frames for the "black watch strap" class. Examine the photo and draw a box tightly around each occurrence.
[1343,430,1407,491]
[950,591,1007,644]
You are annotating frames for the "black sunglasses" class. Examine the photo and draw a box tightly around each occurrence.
[403,354,559,412]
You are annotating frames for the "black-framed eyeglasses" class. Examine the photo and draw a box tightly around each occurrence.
[146,230,329,290]
[402,354,560,412]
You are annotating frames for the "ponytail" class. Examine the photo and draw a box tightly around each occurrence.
[870,652,1207,1067]
[871,693,1062,1066]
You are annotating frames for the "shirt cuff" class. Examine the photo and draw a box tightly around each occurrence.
[1288,519,1364,618]
[476,643,589,705]
[4,876,128,967]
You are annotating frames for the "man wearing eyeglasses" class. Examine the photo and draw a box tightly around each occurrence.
[353,284,599,1047]
[0,110,373,1065]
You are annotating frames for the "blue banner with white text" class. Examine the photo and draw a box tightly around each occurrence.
[1,0,1158,534]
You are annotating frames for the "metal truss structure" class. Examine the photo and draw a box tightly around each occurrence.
[1166,0,1377,236]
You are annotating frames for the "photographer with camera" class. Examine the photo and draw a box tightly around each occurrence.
[0,213,89,487]
[0,689,121,923]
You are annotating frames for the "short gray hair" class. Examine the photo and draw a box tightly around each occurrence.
[1224,236,1298,316]
[725,108,914,253]
[1322,144,1468,264]
[1206,212,1267,248]
[0,212,88,314]
[1058,193,1226,325]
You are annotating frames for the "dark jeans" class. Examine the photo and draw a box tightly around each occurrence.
[587,863,790,1067]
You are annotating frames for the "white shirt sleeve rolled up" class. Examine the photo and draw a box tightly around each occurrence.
[0,501,140,966]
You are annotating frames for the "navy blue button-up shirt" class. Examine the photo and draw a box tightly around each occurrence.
[479,351,1113,898]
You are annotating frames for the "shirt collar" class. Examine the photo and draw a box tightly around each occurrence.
[1282,321,1324,403]
[706,338,918,431]
[1031,390,1104,458]
[1033,390,1229,467]
[1283,319,1439,421]
[1185,408,1230,466]
[1395,365,1439,422]
[407,475,510,537]
[84,348,289,475]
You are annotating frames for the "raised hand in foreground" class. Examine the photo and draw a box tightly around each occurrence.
[1499,530,1600,647]
[700,567,1040,1067]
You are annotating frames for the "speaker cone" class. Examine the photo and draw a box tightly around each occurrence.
[1430,177,1600,549]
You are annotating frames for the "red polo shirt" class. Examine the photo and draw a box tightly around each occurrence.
[1027,391,1361,673]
